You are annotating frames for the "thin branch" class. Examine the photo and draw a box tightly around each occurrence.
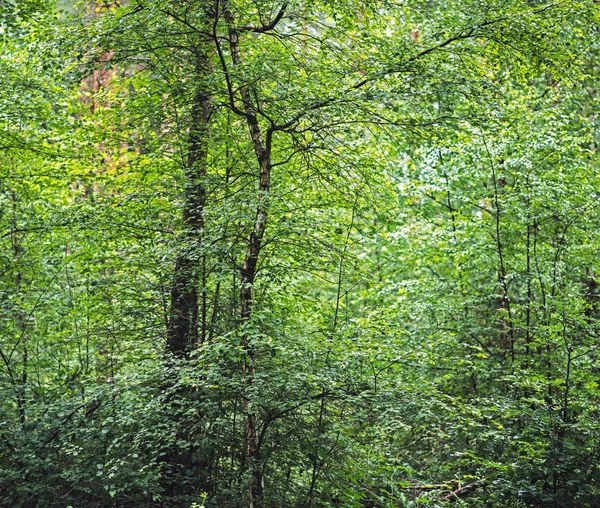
[239,3,288,33]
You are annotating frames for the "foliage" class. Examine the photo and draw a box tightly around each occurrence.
[1,0,600,506]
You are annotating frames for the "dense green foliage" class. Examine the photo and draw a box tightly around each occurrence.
[1,0,600,506]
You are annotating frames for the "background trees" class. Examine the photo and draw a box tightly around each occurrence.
[1,0,600,506]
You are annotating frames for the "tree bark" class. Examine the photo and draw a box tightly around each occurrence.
[166,52,212,355]
[162,48,214,500]
[223,6,277,505]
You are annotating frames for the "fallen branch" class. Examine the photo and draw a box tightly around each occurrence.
[442,482,485,502]
[403,483,452,490]
[401,483,456,490]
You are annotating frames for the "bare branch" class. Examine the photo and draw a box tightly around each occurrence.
[239,3,287,33]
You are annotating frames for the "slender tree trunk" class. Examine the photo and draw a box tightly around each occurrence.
[11,190,26,426]
[223,7,276,505]
[485,142,514,360]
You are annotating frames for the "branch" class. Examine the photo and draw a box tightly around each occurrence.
[351,15,511,91]
[271,5,566,132]
[441,482,485,501]
[43,399,103,447]
[399,482,455,490]
[160,8,213,38]
[212,2,250,118]
[239,3,287,33]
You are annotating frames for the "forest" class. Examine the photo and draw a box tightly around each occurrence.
[1,0,600,506]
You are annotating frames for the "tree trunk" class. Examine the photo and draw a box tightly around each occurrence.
[11,190,27,426]
[166,53,212,355]
[223,7,276,505]
[163,47,214,501]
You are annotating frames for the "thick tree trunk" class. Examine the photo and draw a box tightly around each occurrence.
[163,52,213,499]
[166,55,212,355]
